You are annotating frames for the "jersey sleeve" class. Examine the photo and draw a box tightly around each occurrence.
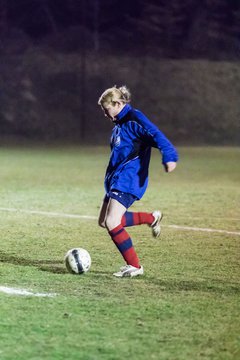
[134,110,179,164]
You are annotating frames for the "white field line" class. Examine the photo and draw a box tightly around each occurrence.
[167,215,240,221]
[0,286,57,297]
[0,207,96,219]
[0,207,239,236]
[165,224,240,236]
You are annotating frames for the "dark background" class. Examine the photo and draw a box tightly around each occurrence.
[0,0,240,144]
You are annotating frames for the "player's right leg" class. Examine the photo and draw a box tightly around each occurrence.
[150,210,163,238]
[121,210,163,238]
[98,195,110,228]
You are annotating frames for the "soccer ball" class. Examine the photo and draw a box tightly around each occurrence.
[65,248,91,274]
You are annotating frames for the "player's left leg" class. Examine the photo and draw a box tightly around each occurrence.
[105,198,143,276]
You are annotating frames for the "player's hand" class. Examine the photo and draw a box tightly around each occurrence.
[164,161,177,173]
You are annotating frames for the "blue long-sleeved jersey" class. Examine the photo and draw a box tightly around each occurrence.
[104,104,178,199]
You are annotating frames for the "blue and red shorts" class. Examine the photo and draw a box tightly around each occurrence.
[104,190,138,209]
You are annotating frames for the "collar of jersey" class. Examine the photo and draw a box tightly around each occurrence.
[114,104,132,124]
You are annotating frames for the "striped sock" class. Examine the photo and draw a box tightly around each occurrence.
[108,224,140,268]
[121,211,154,227]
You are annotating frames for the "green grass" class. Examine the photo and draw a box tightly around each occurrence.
[0,146,239,360]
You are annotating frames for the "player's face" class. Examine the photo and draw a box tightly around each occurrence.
[102,103,122,121]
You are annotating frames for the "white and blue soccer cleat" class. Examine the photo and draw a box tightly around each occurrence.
[150,210,163,238]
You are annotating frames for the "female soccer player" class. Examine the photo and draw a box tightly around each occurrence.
[98,85,178,278]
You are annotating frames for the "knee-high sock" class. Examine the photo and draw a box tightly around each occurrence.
[121,211,154,227]
[108,224,140,268]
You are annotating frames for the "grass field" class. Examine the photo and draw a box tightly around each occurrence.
[0,146,239,360]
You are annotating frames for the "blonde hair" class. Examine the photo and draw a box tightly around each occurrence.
[98,85,131,107]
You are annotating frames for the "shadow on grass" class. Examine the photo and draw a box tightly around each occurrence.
[0,251,110,276]
[0,251,66,274]
[1,251,239,294]
[142,276,240,295]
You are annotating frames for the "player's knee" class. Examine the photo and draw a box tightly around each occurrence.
[105,214,120,231]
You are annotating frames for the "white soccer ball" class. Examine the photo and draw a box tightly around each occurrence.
[65,248,91,274]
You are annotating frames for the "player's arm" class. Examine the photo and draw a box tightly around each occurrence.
[134,110,179,171]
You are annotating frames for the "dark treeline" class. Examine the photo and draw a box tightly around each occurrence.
[0,1,239,144]
[0,0,240,59]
